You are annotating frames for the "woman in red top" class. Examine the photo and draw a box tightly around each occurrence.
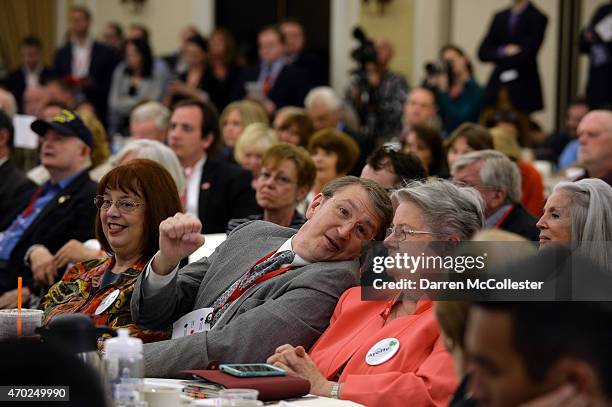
[268,179,485,407]
[41,159,182,343]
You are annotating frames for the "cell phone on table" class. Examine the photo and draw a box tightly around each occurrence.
[219,363,287,377]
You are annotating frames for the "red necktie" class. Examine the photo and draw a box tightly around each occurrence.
[22,186,44,217]
[262,75,273,96]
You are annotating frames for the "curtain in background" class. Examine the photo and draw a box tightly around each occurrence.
[0,0,56,73]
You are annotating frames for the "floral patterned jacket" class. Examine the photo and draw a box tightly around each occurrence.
[41,257,170,344]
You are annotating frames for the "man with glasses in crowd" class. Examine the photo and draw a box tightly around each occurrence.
[0,110,97,307]
[131,176,393,377]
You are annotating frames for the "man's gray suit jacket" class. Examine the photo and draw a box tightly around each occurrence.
[131,221,359,377]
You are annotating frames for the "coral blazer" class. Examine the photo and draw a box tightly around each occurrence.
[310,288,457,407]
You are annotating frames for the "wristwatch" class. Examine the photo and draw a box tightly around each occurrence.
[330,382,341,399]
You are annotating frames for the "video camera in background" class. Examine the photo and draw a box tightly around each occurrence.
[423,59,454,89]
[349,26,378,142]
[351,27,377,68]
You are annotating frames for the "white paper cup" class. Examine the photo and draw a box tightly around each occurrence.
[0,309,43,339]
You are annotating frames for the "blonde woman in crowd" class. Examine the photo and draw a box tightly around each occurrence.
[234,122,279,188]
[219,99,269,163]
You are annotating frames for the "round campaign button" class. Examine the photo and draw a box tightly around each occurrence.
[95,289,120,315]
[365,337,400,366]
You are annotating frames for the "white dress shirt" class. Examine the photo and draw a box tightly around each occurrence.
[71,38,93,79]
[24,65,43,89]
[184,155,206,218]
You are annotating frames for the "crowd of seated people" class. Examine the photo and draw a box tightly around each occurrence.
[2,3,612,406]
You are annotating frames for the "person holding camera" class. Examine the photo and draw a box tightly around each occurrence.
[425,45,485,135]
[344,37,409,150]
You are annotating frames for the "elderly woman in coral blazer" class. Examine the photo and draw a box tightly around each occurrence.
[268,179,485,407]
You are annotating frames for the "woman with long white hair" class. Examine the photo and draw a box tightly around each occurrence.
[537,178,612,271]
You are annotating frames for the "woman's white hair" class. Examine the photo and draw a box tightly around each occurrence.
[113,139,185,194]
[233,123,278,164]
[129,101,170,132]
[552,178,612,270]
[393,178,485,240]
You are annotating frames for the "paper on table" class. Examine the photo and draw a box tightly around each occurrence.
[143,379,365,407]
[171,307,213,339]
[595,13,612,43]
[188,233,227,264]
[13,115,38,149]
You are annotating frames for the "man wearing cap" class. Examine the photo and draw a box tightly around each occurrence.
[0,110,97,308]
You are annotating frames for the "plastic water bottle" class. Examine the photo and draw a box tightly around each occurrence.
[103,329,145,407]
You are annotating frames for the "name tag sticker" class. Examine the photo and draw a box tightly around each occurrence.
[365,337,400,366]
[172,307,214,339]
[95,289,120,315]
[500,69,519,83]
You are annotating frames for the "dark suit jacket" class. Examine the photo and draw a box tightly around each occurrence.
[197,157,260,234]
[580,4,612,108]
[53,41,118,125]
[290,49,326,90]
[0,160,38,231]
[478,3,548,113]
[131,221,359,377]
[0,170,98,293]
[499,203,539,241]
[240,63,308,109]
[6,67,54,113]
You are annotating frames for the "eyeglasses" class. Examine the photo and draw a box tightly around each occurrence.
[259,170,297,186]
[385,225,436,241]
[94,195,144,213]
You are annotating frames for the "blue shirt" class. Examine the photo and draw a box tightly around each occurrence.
[558,140,579,169]
[0,171,83,261]
[257,58,286,89]
[486,204,513,228]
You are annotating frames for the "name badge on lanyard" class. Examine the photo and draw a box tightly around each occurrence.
[95,289,120,315]
[365,337,401,366]
[172,307,214,339]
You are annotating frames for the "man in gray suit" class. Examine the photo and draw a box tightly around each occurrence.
[131,176,392,377]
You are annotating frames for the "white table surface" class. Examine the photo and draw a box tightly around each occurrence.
[144,378,363,407]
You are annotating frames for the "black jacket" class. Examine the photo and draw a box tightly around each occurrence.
[5,67,54,113]
[0,160,38,231]
[197,157,260,234]
[478,3,548,113]
[499,203,539,241]
[0,170,98,293]
[53,41,118,125]
[580,4,612,108]
[240,63,308,109]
